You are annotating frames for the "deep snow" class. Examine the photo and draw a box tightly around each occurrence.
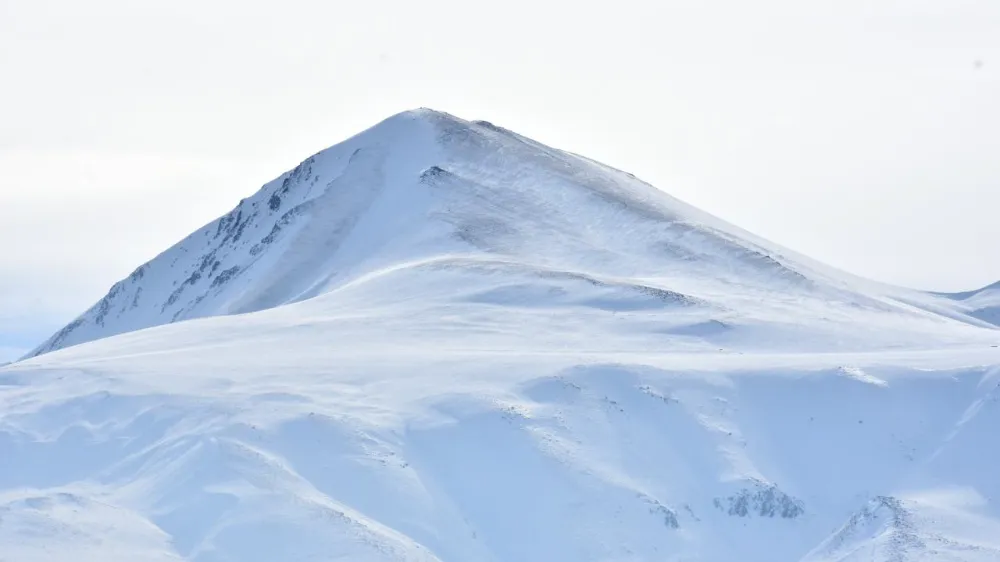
[3,109,1000,561]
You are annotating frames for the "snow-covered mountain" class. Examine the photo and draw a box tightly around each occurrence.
[944,281,1000,327]
[25,109,992,358]
[3,109,1000,562]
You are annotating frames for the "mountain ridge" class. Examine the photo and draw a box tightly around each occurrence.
[942,280,1000,326]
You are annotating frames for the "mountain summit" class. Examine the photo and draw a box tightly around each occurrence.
[27,109,992,357]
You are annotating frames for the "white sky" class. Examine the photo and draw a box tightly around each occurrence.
[1,0,998,358]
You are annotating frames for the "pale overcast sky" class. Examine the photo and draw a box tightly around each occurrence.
[1,0,998,359]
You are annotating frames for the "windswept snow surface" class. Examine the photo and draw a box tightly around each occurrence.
[4,109,1000,561]
[945,281,1000,327]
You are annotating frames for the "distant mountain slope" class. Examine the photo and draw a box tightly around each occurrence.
[944,281,1000,326]
[25,109,992,358]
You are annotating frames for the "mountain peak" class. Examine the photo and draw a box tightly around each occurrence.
[389,106,455,121]
[357,107,466,144]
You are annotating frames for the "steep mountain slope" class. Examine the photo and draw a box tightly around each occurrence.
[4,109,1000,561]
[26,109,993,358]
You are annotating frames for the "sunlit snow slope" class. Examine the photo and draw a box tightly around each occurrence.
[4,109,1000,562]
